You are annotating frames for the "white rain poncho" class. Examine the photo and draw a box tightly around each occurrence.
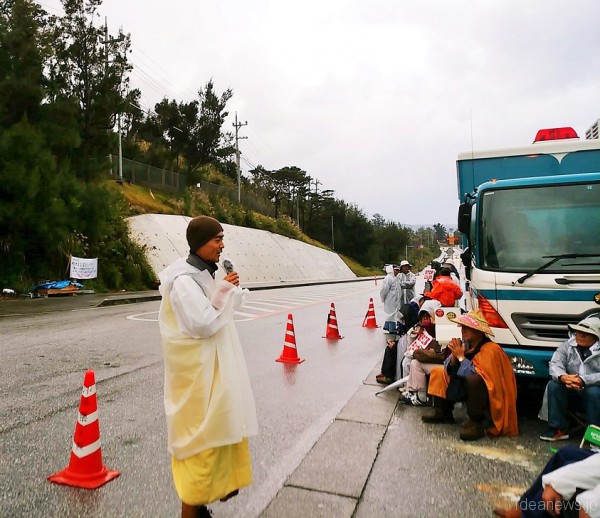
[158,258,258,460]
[380,266,400,324]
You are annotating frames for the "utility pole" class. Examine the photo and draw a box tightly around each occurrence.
[103,17,125,183]
[312,178,321,194]
[233,112,248,203]
[331,216,335,250]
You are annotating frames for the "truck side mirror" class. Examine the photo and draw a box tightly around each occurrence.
[457,202,472,236]
[460,247,472,280]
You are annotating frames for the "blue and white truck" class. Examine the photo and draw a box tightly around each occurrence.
[457,127,600,378]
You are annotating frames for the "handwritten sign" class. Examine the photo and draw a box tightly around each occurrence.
[423,268,436,281]
[414,330,434,349]
[70,257,98,279]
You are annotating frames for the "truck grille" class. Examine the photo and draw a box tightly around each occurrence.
[512,313,595,342]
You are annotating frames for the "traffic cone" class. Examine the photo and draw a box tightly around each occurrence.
[48,370,120,489]
[276,314,305,364]
[323,303,343,339]
[362,298,379,328]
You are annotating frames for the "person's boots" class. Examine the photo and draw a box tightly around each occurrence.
[421,397,454,423]
[459,418,485,441]
[196,506,212,518]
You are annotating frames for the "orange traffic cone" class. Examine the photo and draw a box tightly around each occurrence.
[362,298,380,328]
[276,314,305,364]
[323,303,343,339]
[48,370,120,489]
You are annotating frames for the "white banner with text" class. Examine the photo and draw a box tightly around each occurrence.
[70,257,98,279]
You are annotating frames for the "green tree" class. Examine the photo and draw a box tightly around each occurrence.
[48,0,132,182]
[0,0,78,288]
[433,223,447,242]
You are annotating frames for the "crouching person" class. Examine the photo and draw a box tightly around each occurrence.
[422,309,518,441]
[401,305,445,406]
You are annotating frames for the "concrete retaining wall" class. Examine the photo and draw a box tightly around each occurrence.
[127,214,356,285]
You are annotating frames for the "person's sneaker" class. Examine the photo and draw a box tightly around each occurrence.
[401,392,422,406]
[539,428,569,442]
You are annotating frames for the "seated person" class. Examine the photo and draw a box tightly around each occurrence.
[401,307,445,406]
[375,301,437,385]
[493,445,600,518]
[396,300,441,381]
[441,259,461,285]
[423,267,463,307]
[539,316,600,442]
[375,333,398,385]
[422,309,518,441]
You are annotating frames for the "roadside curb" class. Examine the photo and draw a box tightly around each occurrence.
[96,295,162,307]
[260,365,400,517]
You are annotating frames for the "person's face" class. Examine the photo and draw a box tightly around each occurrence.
[460,325,484,346]
[195,232,225,263]
[393,269,400,276]
[401,265,410,274]
[575,330,597,348]
[420,315,432,328]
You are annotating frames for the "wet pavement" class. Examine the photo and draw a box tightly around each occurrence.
[1,281,586,517]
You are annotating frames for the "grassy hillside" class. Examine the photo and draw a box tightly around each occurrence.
[107,181,380,277]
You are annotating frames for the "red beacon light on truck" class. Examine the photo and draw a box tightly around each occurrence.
[533,127,579,143]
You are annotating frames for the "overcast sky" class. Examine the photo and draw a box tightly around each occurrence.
[41,0,600,227]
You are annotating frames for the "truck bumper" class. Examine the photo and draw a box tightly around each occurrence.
[502,347,552,378]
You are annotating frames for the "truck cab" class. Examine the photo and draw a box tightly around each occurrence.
[457,128,600,377]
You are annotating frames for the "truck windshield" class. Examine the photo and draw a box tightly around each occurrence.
[479,181,600,272]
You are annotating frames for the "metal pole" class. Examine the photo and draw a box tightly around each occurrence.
[235,113,241,203]
[118,113,123,183]
[233,112,247,204]
[331,216,335,249]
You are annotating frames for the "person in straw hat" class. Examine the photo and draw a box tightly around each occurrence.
[158,216,258,517]
[421,308,518,441]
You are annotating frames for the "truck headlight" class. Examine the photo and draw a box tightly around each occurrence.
[509,356,536,375]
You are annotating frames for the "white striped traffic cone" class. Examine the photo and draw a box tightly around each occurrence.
[276,314,305,364]
[323,303,343,339]
[48,370,120,489]
[362,298,379,328]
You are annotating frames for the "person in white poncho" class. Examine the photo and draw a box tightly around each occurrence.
[158,216,258,518]
[380,264,400,332]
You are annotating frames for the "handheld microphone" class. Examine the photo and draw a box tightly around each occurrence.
[222,258,235,274]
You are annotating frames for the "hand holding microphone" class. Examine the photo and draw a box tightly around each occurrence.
[222,258,240,286]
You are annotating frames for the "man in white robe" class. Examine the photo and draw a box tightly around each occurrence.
[158,216,258,518]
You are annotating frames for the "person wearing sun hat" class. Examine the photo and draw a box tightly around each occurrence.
[422,308,518,441]
[538,315,600,442]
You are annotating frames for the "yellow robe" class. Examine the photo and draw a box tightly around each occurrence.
[158,258,258,504]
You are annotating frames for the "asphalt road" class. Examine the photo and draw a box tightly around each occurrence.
[0,280,387,517]
[0,279,584,518]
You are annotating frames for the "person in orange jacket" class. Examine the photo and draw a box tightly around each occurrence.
[423,267,462,307]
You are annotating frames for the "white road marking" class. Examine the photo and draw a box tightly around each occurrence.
[239,305,275,313]
[125,284,375,323]
[127,311,159,322]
